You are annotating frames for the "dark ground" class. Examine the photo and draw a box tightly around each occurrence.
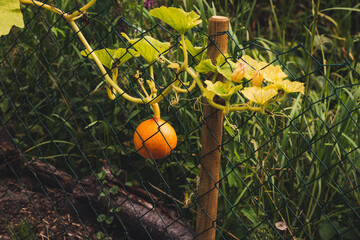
[0,128,194,240]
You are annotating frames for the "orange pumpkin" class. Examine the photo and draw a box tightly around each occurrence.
[133,118,177,160]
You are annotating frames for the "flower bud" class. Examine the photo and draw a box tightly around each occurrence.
[231,63,246,83]
[251,71,264,87]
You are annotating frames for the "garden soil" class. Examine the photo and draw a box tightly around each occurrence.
[0,128,193,240]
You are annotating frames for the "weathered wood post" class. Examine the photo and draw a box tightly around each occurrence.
[196,16,229,240]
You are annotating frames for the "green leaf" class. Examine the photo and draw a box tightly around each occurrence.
[217,62,236,80]
[149,6,202,34]
[0,0,24,36]
[113,48,140,65]
[226,164,240,188]
[105,216,114,224]
[97,214,107,223]
[110,207,121,213]
[109,186,119,195]
[195,59,217,74]
[205,80,243,101]
[81,48,139,69]
[216,54,227,66]
[96,231,105,239]
[122,33,170,64]
[202,88,216,101]
[215,54,237,80]
[241,206,260,226]
[97,170,107,180]
[319,220,339,240]
[183,39,206,62]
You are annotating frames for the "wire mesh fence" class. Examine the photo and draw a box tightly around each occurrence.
[1,2,360,240]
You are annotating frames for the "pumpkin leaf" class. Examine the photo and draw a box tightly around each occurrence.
[262,64,288,83]
[215,54,237,80]
[182,39,206,62]
[240,86,278,105]
[149,6,201,34]
[216,54,228,66]
[202,88,216,101]
[217,61,237,80]
[0,0,24,36]
[113,48,140,65]
[121,33,170,64]
[81,48,139,69]
[195,59,217,74]
[273,80,305,94]
[205,80,243,101]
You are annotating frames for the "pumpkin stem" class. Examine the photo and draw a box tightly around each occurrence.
[152,103,161,119]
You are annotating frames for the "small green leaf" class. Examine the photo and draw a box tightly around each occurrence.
[195,59,217,74]
[241,206,260,226]
[96,231,105,239]
[149,6,202,34]
[110,207,121,213]
[80,48,139,69]
[205,80,243,101]
[97,170,106,180]
[109,186,119,195]
[105,216,114,224]
[97,214,107,223]
[215,54,237,80]
[216,54,227,66]
[122,33,170,64]
[226,165,240,188]
[202,88,216,101]
[0,0,24,36]
[182,39,206,62]
[217,62,237,80]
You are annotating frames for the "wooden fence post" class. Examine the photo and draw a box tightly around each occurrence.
[196,16,229,240]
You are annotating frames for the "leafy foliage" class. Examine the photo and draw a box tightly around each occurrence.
[0,0,24,36]
[121,33,170,64]
[204,80,242,101]
[80,48,140,69]
[149,6,202,34]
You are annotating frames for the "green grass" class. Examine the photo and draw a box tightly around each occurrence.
[6,219,36,240]
[1,0,359,239]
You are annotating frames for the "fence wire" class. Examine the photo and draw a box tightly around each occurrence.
[1,2,360,240]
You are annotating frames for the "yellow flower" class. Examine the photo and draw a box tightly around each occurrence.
[240,86,278,105]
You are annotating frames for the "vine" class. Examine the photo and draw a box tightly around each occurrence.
[12,0,305,159]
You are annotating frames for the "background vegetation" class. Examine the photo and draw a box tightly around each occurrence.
[1,0,359,239]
